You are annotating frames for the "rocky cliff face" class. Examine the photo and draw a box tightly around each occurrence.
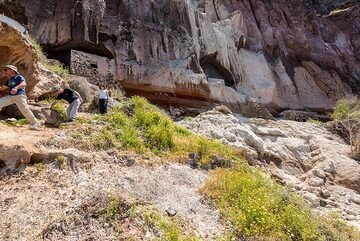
[0,22,63,98]
[1,0,359,114]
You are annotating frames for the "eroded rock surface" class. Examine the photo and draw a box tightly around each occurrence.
[179,108,360,227]
[2,0,358,113]
[0,22,64,98]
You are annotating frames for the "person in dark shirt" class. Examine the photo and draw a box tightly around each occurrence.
[0,65,40,130]
[50,85,83,122]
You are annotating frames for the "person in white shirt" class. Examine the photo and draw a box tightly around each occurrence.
[98,82,110,114]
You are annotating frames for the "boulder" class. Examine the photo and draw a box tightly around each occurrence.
[4,104,65,126]
[303,192,320,207]
[350,196,360,205]
[31,106,65,126]
[68,75,97,102]
[240,98,274,119]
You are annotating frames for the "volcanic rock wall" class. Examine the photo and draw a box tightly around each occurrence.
[1,0,359,113]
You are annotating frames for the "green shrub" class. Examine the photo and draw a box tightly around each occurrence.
[331,99,360,160]
[52,101,68,119]
[28,37,47,62]
[173,134,243,165]
[331,99,360,121]
[183,116,193,121]
[105,200,120,220]
[54,155,67,169]
[131,97,175,150]
[110,89,126,102]
[27,36,69,79]
[105,111,144,150]
[46,63,69,79]
[65,123,117,150]
[174,125,192,136]
[115,127,144,149]
[144,118,174,150]
[317,212,360,241]
[202,166,360,240]
[102,198,199,240]
[89,129,117,150]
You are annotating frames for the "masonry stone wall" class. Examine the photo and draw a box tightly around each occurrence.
[70,50,116,87]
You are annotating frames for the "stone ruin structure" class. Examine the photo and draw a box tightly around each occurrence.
[70,50,116,87]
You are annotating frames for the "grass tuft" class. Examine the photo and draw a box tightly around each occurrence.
[28,36,69,79]
[306,118,324,125]
[0,118,28,126]
[140,206,199,241]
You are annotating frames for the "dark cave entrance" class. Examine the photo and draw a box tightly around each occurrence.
[200,54,236,89]
[43,40,115,68]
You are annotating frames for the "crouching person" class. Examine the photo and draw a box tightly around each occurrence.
[50,85,83,122]
[0,65,40,130]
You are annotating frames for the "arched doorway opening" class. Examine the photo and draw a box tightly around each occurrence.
[200,54,236,89]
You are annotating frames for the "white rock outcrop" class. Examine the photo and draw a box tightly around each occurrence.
[180,108,360,227]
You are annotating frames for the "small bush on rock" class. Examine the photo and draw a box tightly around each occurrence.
[52,101,68,120]
[28,36,69,79]
[46,63,69,79]
[331,99,360,121]
[140,207,198,241]
[306,118,324,125]
[330,98,360,160]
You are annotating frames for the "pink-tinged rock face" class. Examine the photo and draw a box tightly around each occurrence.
[0,23,39,93]
[0,22,65,98]
[1,0,359,114]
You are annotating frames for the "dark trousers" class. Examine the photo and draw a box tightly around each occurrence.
[99,99,108,114]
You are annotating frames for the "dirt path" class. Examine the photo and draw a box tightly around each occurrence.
[0,124,224,240]
[0,123,54,144]
[0,124,56,169]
